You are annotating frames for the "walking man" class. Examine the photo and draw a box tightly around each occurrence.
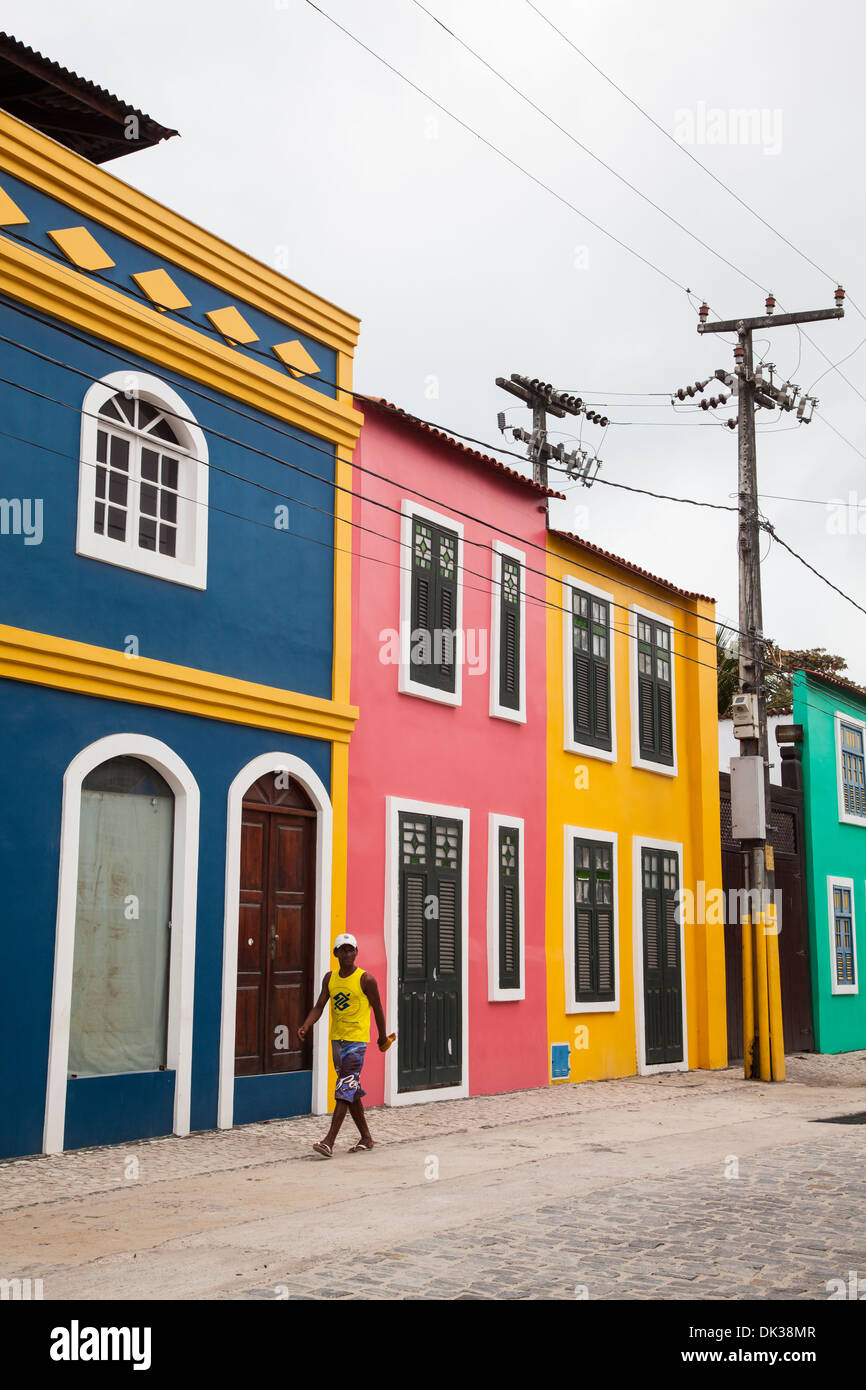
[298,933,391,1157]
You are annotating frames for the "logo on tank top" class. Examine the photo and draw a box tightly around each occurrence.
[333,992,351,1011]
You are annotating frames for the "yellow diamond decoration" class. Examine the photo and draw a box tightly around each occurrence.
[272,339,320,379]
[47,226,114,271]
[0,185,29,226]
[132,268,191,310]
[205,306,259,344]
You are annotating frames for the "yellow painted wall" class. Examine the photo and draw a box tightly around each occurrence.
[546,535,727,1083]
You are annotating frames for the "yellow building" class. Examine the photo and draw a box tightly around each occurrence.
[546,528,727,1082]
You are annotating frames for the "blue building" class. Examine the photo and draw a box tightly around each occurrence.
[0,38,361,1157]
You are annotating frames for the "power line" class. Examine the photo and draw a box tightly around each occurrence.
[760,521,866,618]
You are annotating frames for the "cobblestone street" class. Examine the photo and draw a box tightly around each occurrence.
[2,1054,864,1301]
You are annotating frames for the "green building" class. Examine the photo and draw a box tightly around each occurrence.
[794,670,866,1053]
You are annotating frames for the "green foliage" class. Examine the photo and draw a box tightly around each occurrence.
[716,626,739,716]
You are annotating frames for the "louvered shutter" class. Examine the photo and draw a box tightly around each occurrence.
[499,557,521,711]
[840,724,866,818]
[571,589,612,751]
[437,527,458,693]
[574,838,615,1002]
[833,886,856,987]
[410,518,435,688]
[498,826,521,989]
[638,619,674,766]
[641,849,683,1064]
[431,817,461,1087]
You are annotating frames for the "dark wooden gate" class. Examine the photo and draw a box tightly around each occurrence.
[235,774,316,1076]
[720,772,813,1059]
[397,811,462,1092]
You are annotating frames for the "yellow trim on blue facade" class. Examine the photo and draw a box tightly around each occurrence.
[0,624,358,742]
[0,235,362,450]
[0,111,359,354]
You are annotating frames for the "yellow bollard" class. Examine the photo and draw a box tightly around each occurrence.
[742,913,755,1079]
[754,912,772,1081]
[765,904,786,1081]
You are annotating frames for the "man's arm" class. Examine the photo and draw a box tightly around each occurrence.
[298,972,331,1041]
[361,973,389,1049]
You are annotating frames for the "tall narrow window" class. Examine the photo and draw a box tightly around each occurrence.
[637,616,674,766]
[68,757,174,1077]
[410,516,458,693]
[499,557,521,712]
[78,373,208,589]
[573,837,615,1003]
[572,588,611,751]
[641,847,683,1064]
[828,881,858,994]
[498,825,521,990]
[840,722,866,820]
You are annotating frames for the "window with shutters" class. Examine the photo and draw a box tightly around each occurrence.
[490,543,526,721]
[487,814,525,999]
[78,371,209,589]
[835,714,866,826]
[399,502,464,706]
[564,827,619,1012]
[563,578,617,761]
[631,607,676,774]
[827,878,858,995]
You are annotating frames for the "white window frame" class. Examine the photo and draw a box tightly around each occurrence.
[562,574,617,763]
[487,812,526,1000]
[632,835,688,1075]
[629,603,678,777]
[489,541,527,722]
[563,824,620,1014]
[44,734,200,1154]
[398,500,464,707]
[77,370,209,589]
[826,876,859,996]
[384,795,470,1105]
[834,710,866,828]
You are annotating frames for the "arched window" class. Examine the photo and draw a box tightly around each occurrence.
[68,756,174,1077]
[77,371,209,588]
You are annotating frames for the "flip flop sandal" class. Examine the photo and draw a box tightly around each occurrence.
[312,1141,333,1158]
[349,1140,374,1153]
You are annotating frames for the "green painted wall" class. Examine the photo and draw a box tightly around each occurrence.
[795,672,866,1053]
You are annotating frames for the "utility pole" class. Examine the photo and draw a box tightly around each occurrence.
[688,287,845,1081]
[495,374,608,490]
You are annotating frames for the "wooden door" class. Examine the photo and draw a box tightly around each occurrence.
[642,848,684,1066]
[397,812,462,1092]
[235,775,316,1077]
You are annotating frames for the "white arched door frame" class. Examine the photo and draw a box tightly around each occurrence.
[44,734,200,1154]
[219,753,333,1128]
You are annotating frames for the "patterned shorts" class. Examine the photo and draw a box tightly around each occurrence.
[332,1039,367,1104]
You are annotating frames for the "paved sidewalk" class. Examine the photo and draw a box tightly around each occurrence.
[1,1053,864,1300]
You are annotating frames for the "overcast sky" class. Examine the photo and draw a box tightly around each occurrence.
[8,0,866,681]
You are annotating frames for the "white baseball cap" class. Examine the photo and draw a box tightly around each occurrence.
[333,933,358,950]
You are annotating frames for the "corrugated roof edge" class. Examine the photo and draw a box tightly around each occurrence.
[358,397,565,499]
[0,32,178,140]
[549,527,715,604]
[798,668,866,703]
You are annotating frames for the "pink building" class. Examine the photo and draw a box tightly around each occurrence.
[346,398,556,1108]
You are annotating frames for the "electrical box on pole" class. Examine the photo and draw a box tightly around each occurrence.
[730,756,767,840]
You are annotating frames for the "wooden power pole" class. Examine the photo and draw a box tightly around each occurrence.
[695,289,845,1080]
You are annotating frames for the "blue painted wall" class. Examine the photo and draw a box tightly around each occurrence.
[0,680,331,1158]
[0,294,336,696]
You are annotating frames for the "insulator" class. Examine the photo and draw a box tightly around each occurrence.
[574,398,583,410]
[718,393,728,405]
[700,399,709,410]
[733,345,745,361]
[695,380,704,390]
[765,293,776,314]
[599,417,609,428]
[686,385,696,397]
[835,285,845,307]
[727,418,737,430]
[699,302,709,322]
[676,388,686,401]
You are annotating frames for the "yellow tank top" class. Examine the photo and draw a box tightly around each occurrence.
[329,967,371,1041]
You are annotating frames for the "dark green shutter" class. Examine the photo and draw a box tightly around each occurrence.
[410,517,458,693]
[574,838,615,1002]
[641,849,682,1064]
[638,619,673,766]
[498,826,521,989]
[572,589,611,751]
[499,558,521,711]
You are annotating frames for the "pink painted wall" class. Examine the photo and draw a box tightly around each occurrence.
[346,403,549,1105]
